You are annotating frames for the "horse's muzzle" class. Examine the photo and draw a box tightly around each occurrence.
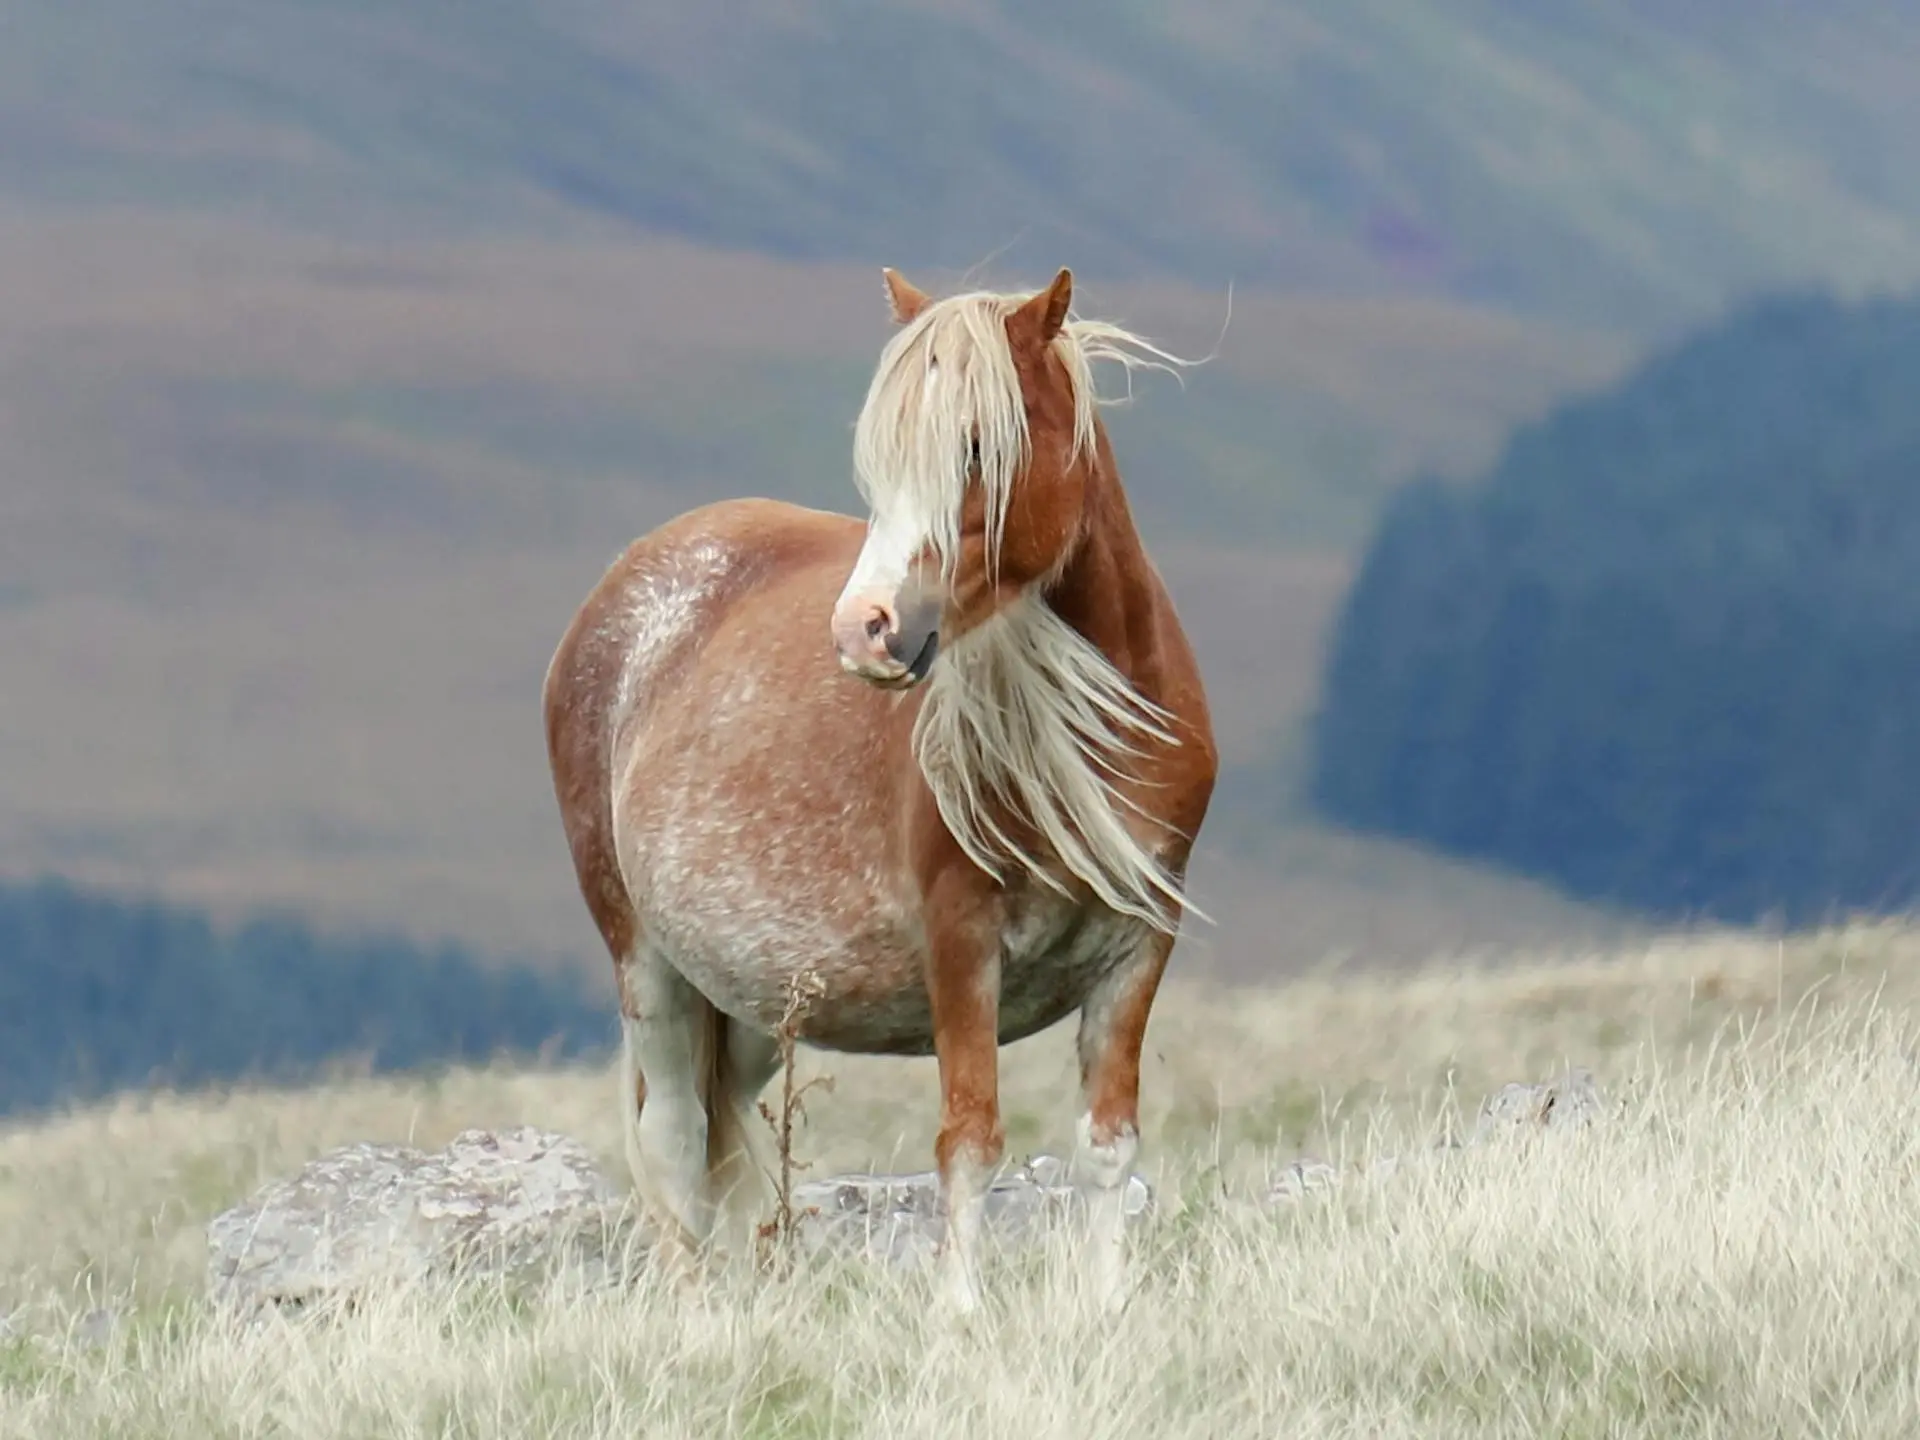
[832,590,941,688]
[899,626,940,684]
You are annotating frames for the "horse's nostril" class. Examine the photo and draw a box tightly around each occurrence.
[865,611,888,641]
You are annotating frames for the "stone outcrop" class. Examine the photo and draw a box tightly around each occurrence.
[204,1068,1603,1310]
[206,1130,1152,1312]
[789,1153,1153,1268]
[207,1126,631,1314]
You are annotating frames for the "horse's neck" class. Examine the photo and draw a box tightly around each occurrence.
[1037,452,1162,700]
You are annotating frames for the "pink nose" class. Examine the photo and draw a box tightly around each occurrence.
[832,595,901,674]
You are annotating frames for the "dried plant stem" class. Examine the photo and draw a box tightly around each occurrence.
[756,970,831,1272]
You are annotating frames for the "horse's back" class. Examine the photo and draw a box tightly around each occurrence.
[547,496,858,729]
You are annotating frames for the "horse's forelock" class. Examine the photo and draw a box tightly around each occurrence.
[853,293,1031,582]
[852,289,1201,584]
[852,288,1195,583]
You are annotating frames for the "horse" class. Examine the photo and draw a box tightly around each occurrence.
[541,265,1218,1312]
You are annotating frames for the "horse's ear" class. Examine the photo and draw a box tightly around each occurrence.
[1010,267,1073,348]
[881,267,931,326]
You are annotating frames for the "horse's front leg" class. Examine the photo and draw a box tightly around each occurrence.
[1074,927,1174,1313]
[923,881,1005,1316]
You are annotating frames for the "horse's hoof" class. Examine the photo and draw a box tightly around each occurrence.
[1089,1255,1136,1317]
[934,1252,983,1320]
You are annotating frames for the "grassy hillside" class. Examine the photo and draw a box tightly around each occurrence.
[8,3,1920,326]
[3,924,1918,1435]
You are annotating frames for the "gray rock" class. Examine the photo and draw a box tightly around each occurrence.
[788,1153,1154,1268]
[207,1076,1606,1309]
[1466,1067,1604,1143]
[207,1129,1156,1310]
[207,1126,633,1315]
[1266,1157,1342,1202]
[77,1308,118,1351]
[1266,1067,1607,1205]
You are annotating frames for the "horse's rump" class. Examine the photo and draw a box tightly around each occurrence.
[545,498,938,1042]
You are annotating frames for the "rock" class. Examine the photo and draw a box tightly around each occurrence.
[207,1130,1157,1310]
[1266,1157,1341,1202]
[77,1308,118,1351]
[789,1153,1154,1268]
[206,1126,632,1315]
[1466,1067,1604,1143]
[1266,1067,1606,1205]
[207,1076,1606,1308]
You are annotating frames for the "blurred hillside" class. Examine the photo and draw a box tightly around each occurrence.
[6,3,1918,974]
[0,876,612,1118]
[9,3,1920,325]
[1310,290,1920,926]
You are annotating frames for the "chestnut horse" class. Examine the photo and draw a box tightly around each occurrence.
[541,266,1217,1311]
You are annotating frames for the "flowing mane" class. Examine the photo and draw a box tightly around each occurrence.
[914,596,1201,930]
[851,287,1207,931]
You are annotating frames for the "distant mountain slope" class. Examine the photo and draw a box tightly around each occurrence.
[1309,290,1920,924]
[6,2,1920,325]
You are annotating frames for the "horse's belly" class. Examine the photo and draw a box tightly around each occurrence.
[635,826,1145,1057]
[632,829,933,1050]
[612,595,942,1050]
[616,628,1146,1054]
[996,899,1149,1044]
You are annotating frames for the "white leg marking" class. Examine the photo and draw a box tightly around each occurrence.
[623,954,712,1254]
[936,1152,990,1316]
[1075,1112,1140,1314]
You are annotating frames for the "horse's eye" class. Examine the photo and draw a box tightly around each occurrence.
[968,436,981,469]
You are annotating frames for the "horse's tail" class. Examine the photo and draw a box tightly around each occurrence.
[692,995,779,1247]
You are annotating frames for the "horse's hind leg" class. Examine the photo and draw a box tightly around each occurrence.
[617,948,781,1264]
[1073,928,1176,1313]
[617,946,717,1262]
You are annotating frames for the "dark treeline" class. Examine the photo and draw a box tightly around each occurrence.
[1310,290,1920,926]
[0,876,616,1117]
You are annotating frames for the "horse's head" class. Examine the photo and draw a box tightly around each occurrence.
[831,267,1094,689]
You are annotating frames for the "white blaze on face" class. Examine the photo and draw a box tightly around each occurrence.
[836,504,927,617]
[837,358,949,616]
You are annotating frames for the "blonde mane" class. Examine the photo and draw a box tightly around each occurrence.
[850,285,1208,932]
[851,290,1194,581]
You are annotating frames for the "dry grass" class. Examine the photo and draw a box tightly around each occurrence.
[5,922,1919,1436]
